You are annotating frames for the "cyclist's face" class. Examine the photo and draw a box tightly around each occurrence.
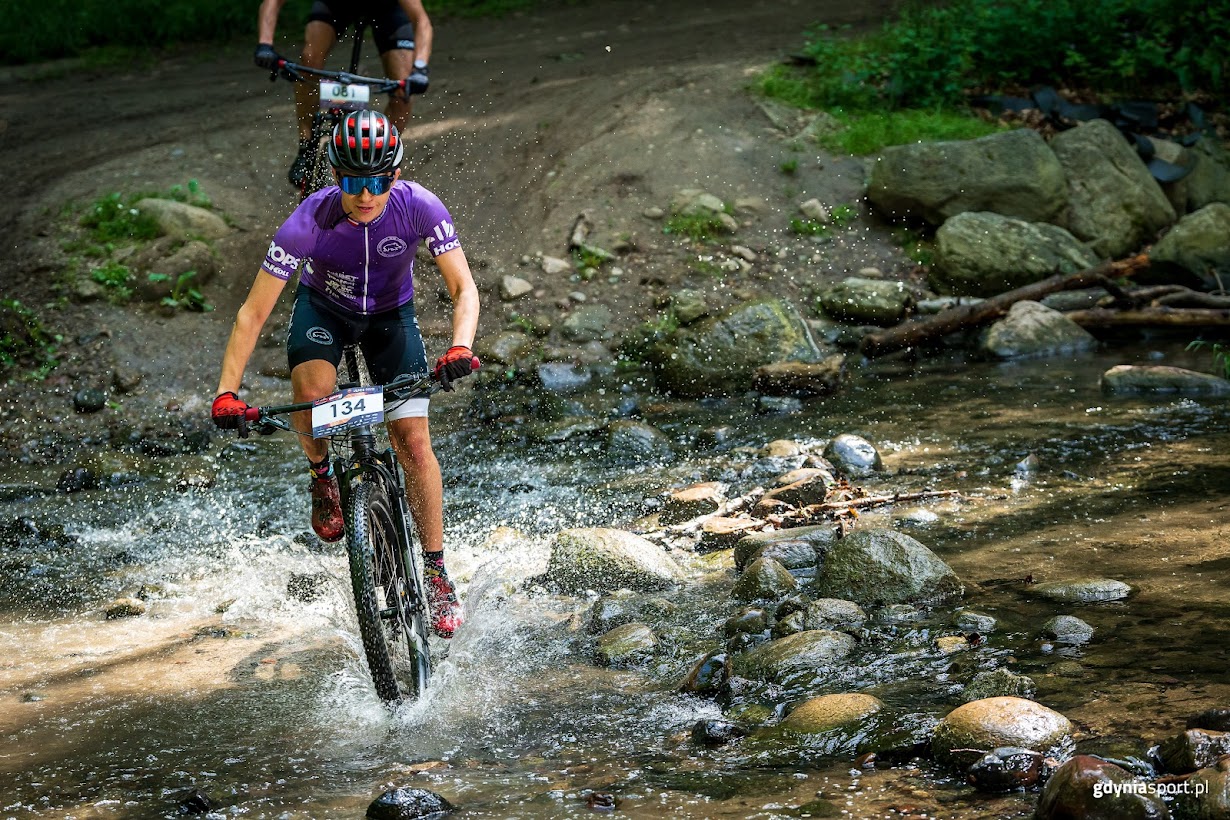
[336,169,400,223]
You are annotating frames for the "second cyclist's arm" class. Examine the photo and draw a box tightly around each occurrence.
[216,271,288,396]
[435,248,478,348]
[399,0,434,65]
[256,0,289,46]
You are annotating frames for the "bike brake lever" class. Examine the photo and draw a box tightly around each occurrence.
[237,416,250,439]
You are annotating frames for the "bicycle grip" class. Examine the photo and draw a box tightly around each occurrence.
[244,407,262,421]
[471,356,481,371]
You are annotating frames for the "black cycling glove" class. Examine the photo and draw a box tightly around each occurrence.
[254,43,281,71]
[407,65,430,95]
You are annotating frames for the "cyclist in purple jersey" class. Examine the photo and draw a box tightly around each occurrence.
[211,111,476,638]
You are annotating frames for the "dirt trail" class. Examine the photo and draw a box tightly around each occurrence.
[0,0,906,447]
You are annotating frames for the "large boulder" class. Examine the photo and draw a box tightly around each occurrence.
[541,528,685,593]
[932,697,1073,769]
[1101,364,1230,396]
[1150,202,1230,289]
[814,528,964,607]
[931,212,1100,297]
[649,299,823,398]
[979,301,1097,359]
[1035,756,1167,819]
[734,525,837,572]
[732,629,856,682]
[1186,135,1230,212]
[866,128,1068,227]
[133,198,230,240]
[1050,119,1177,258]
[732,556,799,601]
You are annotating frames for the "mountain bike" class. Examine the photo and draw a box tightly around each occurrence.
[264,21,417,198]
[237,346,477,703]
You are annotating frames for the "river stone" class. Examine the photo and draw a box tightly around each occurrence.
[732,629,855,682]
[691,719,746,746]
[752,357,846,398]
[679,650,731,697]
[1051,118,1178,259]
[967,746,1046,793]
[1150,203,1230,288]
[479,331,534,366]
[73,387,107,413]
[771,609,806,638]
[1042,615,1095,645]
[1028,578,1132,603]
[962,668,1037,702]
[671,288,710,325]
[736,539,819,580]
[734,526,837,571]
[659,482,726,524]
[1158,728,1230,774]
[1188,709,1230,733]
[817,278,913,326]
[1171,757,1230,819]
[561,304,613,342]
[803,598,867,631]
[932,697,1073,768]
[542,528,684,593]
[366,786,454,819]
[1101,365,1230,396]
[980,301,1097,359]
[134,198,230,240]
[823,433,882,478]
[105,597,147,619]
[588,590,677,634]
[723,607,770,637]
[699,517,765,552]
[936,635,970,654]
[866,128,1068,226]
[759,470,833,509]
[815,528,964,607]
[536,362,591,393]
[500,275,533,301]
[649,299,823,398]
[595,622,657,667]
[733,556,799,602]
[1186,135,1230,212]
[956,611,997,633]
[780,693,884,735]
[56,467,99,494]
[605,420,673,462]
[1035,755,1167,820]
[931,212,1100,298]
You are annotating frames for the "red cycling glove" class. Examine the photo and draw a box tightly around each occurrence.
[434,346,476,392]
[211,391,249,429]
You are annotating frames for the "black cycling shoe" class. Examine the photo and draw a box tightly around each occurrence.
[287,139,314,189]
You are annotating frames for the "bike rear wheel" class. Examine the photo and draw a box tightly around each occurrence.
[346,478,431,702]
[302,113,337,198]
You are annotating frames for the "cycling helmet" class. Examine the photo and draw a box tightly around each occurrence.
[327,110,404,174]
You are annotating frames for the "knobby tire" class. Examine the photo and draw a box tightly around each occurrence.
[346,479,431,702]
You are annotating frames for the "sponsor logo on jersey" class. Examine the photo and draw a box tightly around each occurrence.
[430,238,460,256]
[377,236,408,258]
[267,241,300,270]
[429,220,455,243]
[306,326,334,345]
[395,39,415,50]
[426,220,459,255]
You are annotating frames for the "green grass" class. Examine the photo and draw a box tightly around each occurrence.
[789,219,831,238]
[663,212,731,242]
[1187,340,1230,379]
[79,193,161,245]
[0,299,60,379]
[821,109,1006,155]
[779,158,799,175]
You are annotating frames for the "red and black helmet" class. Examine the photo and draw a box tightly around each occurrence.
[327,110,404,174]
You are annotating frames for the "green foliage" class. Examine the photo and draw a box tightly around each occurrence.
[150,271,213,313]
[829,204,857,226]
[79,193,159,244]
[663,212,729,242]
[891,226,935,267]
[779,158,799,175]
[0,299,60,379]
[572,245,611,271]
[165,179,212,209]
[1187,340,1230,379]
[789,218,830,238]
[91,261,134,302]
[820,109,1004,156]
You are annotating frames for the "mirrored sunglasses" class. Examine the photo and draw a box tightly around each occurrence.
[338,174,394,195]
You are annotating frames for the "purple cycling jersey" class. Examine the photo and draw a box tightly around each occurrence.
[260,180,460,314]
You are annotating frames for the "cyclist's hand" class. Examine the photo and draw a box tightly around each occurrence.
[254,43,281,71]
[407,65,430,95]
[211,391,250,429]
[434,345,475,391]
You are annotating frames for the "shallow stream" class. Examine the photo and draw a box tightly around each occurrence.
[1,340,1228,819]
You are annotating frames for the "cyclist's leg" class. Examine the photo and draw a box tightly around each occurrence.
[295,20,339,141]
[372,7,417,131]
[386,417,442,552]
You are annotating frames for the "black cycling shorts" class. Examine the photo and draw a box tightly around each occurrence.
[307,1,416,53]
[286,287,430,419]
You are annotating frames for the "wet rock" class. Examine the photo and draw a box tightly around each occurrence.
[1035,755,1167,819]
[56,467,99,494]
[962,668,1037,702]
[105,597,147,619]
[771,609,806,638]
[111,366,144,394]
[956,611,997,633]
[1152,202,1230,286]
[732,629,855,682]
[966,746,1046,792]
[733,556,799,602]
[659,482,725,524]
[817,278,913,326]
[691,718,746,746]
[936,635,971,654]
[604,420,673,462]
[802,598,867,631]
[175,788,214,814]
[174,467,216,493]
[1028,578,1132,603]
[761,439,804,458]
[734,525,837,572]
[815,528,964,607]
[698,516,764,551]
[752,357,846,397]
[758,469,833,509]
[535,362,591,393]
[595,622,657,667]
[366,786,454,819]
[541,527,684,594]
[287,572,330,603]
[671,288,710,325]
[723,607,770,637]
[134,198,230,240]
[679,650,731,697]
[73,387,107,414]
[756,395,803,415]
[1171,756,1230,819]
[862,712,942,764]
[1042,615,1095,645]
[561,304,613,343]
[22,691,46,703]
[733,537,818,579]
[823,433,882,477]
[981,300,1097,360]
[589,591,677,634]
[1101,364,1230,396]
[1158,728,1230,774]
[1074,735,1156,777]
[1188,708,1230,733]
[586,792,616,812]
[932,697,1073,769]
[781,693,884,735]
[875,603,924,624]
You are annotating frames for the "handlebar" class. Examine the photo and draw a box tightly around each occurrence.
[269,59,413,96]
[237,357,480,439]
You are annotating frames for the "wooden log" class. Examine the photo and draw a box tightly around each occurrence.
[1065,307,1230,329]
[767,489,960,528]
[860,253,1151,358]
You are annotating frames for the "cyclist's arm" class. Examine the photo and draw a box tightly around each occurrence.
[256,0,289,46]
[434,248,478,348]
[216,271,289,396]
[398,0,433,65]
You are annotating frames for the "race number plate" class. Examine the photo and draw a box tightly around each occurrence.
[311,386,383,437]
[319,81,371,111]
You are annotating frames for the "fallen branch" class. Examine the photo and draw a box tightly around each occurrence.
[861,252,1151,358]
[667,487,766,534]
[767,489,960,528]
[1065,306,1230,329]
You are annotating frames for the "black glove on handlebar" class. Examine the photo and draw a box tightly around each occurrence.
[407,65,430,95]
[254,43,281,71]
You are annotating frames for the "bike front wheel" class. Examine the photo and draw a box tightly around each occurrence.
[346,479,431,702]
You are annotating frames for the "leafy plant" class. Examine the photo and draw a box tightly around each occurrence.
[891,226,935,267]
[779,158,799,175]
[1187,340,1230,379]
[91,260,134,301]
[166,179,212,209]
[790,218,831,238]
[572,245,612,271]
[79,192,160,244]
[830,204,858,226]
[663,212,730,242]
[149,271,212,312]
[0,299,60,378]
